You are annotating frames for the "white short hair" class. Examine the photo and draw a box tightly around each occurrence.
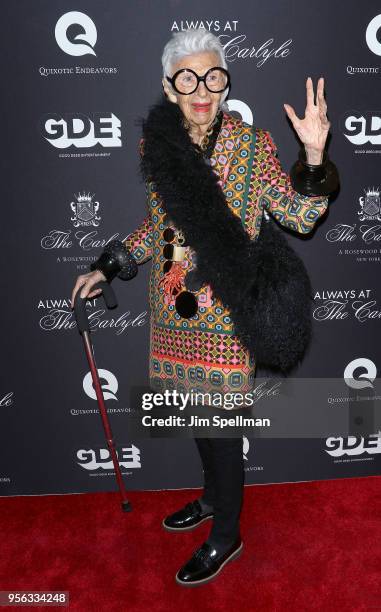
[161,28,229,104]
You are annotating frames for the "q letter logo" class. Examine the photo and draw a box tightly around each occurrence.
[55,11,97,57]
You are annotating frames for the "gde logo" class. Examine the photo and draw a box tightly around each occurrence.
[342,111,381,145]
[343,358,377,390]
[83,370,118,401]
[40,113,122,149]
[325,435,381,457]
[55,11,97,57]
[77,446,141,469]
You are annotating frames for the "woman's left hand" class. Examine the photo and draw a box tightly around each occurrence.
[283,77,331,165]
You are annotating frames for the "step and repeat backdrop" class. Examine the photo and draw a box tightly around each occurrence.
[1,1,381,496]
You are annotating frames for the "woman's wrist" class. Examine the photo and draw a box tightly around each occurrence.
[304,147,324,165]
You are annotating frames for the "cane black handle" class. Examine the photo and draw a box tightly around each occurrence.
[74,281,118,334]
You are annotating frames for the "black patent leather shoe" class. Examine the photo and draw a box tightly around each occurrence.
[175,537,243,586]
[162,499,214,532]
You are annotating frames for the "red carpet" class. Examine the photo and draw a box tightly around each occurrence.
[1,477,380,611]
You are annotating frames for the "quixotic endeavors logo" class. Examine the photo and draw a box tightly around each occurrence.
[223,100,253,126]
[366,14,381,57]
[77,446,141,470]
[71,192,101,228]
[83,370,118,401]
[345,14,381,75]
[325,434,381,457]
[39,112,122,149]
[344,358,377,390]
[243,436,249,460]
[55,11,97,57]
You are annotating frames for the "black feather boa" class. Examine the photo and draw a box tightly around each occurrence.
[140,96,313,374]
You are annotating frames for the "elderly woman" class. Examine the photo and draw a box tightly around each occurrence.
[71,28,336,586]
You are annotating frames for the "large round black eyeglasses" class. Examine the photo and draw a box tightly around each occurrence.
[166,66,231,95]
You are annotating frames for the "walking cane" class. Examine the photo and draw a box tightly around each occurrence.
[74,280,132,512]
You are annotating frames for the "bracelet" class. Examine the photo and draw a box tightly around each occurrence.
[90,240,138,282]
[290,148,339,197]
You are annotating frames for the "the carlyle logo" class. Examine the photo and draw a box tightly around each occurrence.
[324,434,381,457]
[358,188,381,221]
[77,445,141,470]
[324,185,381,253]
[71,192,101,228]
[325,223,381,248]
[366,14,381,57]
[313,289,381,323]
[39,112,122,149]
[171,19,239,32]
[41,230,122,251]
[0,392,13,407]
[55,11,97,57]
[170,20,292,67]
[341,111,381,146]
[38,296,147,334]
[83,369,118,401]
[343,358,377,390]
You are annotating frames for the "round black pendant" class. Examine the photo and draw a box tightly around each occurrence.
[163,227,175,242]
[163,260,173,274]
[163,243,173,259]
[175,291,198,318]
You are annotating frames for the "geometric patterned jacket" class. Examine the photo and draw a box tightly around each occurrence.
[124,111,328,397]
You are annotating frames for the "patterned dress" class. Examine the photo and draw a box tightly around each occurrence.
[124,112,328,396]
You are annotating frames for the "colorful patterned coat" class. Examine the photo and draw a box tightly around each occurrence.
[124,112,328,396]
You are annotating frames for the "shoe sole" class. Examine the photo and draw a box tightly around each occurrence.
[175,541,243,587]
[162,514,213,532]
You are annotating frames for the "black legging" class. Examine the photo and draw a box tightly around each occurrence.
[194,436,245,546]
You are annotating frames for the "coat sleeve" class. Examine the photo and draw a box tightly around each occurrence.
[257,129,329,234]
[122,138,153,264]
[123,210,153,264]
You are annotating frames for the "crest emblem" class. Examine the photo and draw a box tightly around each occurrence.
[70,191,101,227]
[358,187,381,221]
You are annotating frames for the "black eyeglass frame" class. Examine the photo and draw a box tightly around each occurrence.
[166,66,231,95]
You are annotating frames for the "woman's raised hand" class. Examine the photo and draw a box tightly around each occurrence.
[283,77,331,164]
[70,269,106,310]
